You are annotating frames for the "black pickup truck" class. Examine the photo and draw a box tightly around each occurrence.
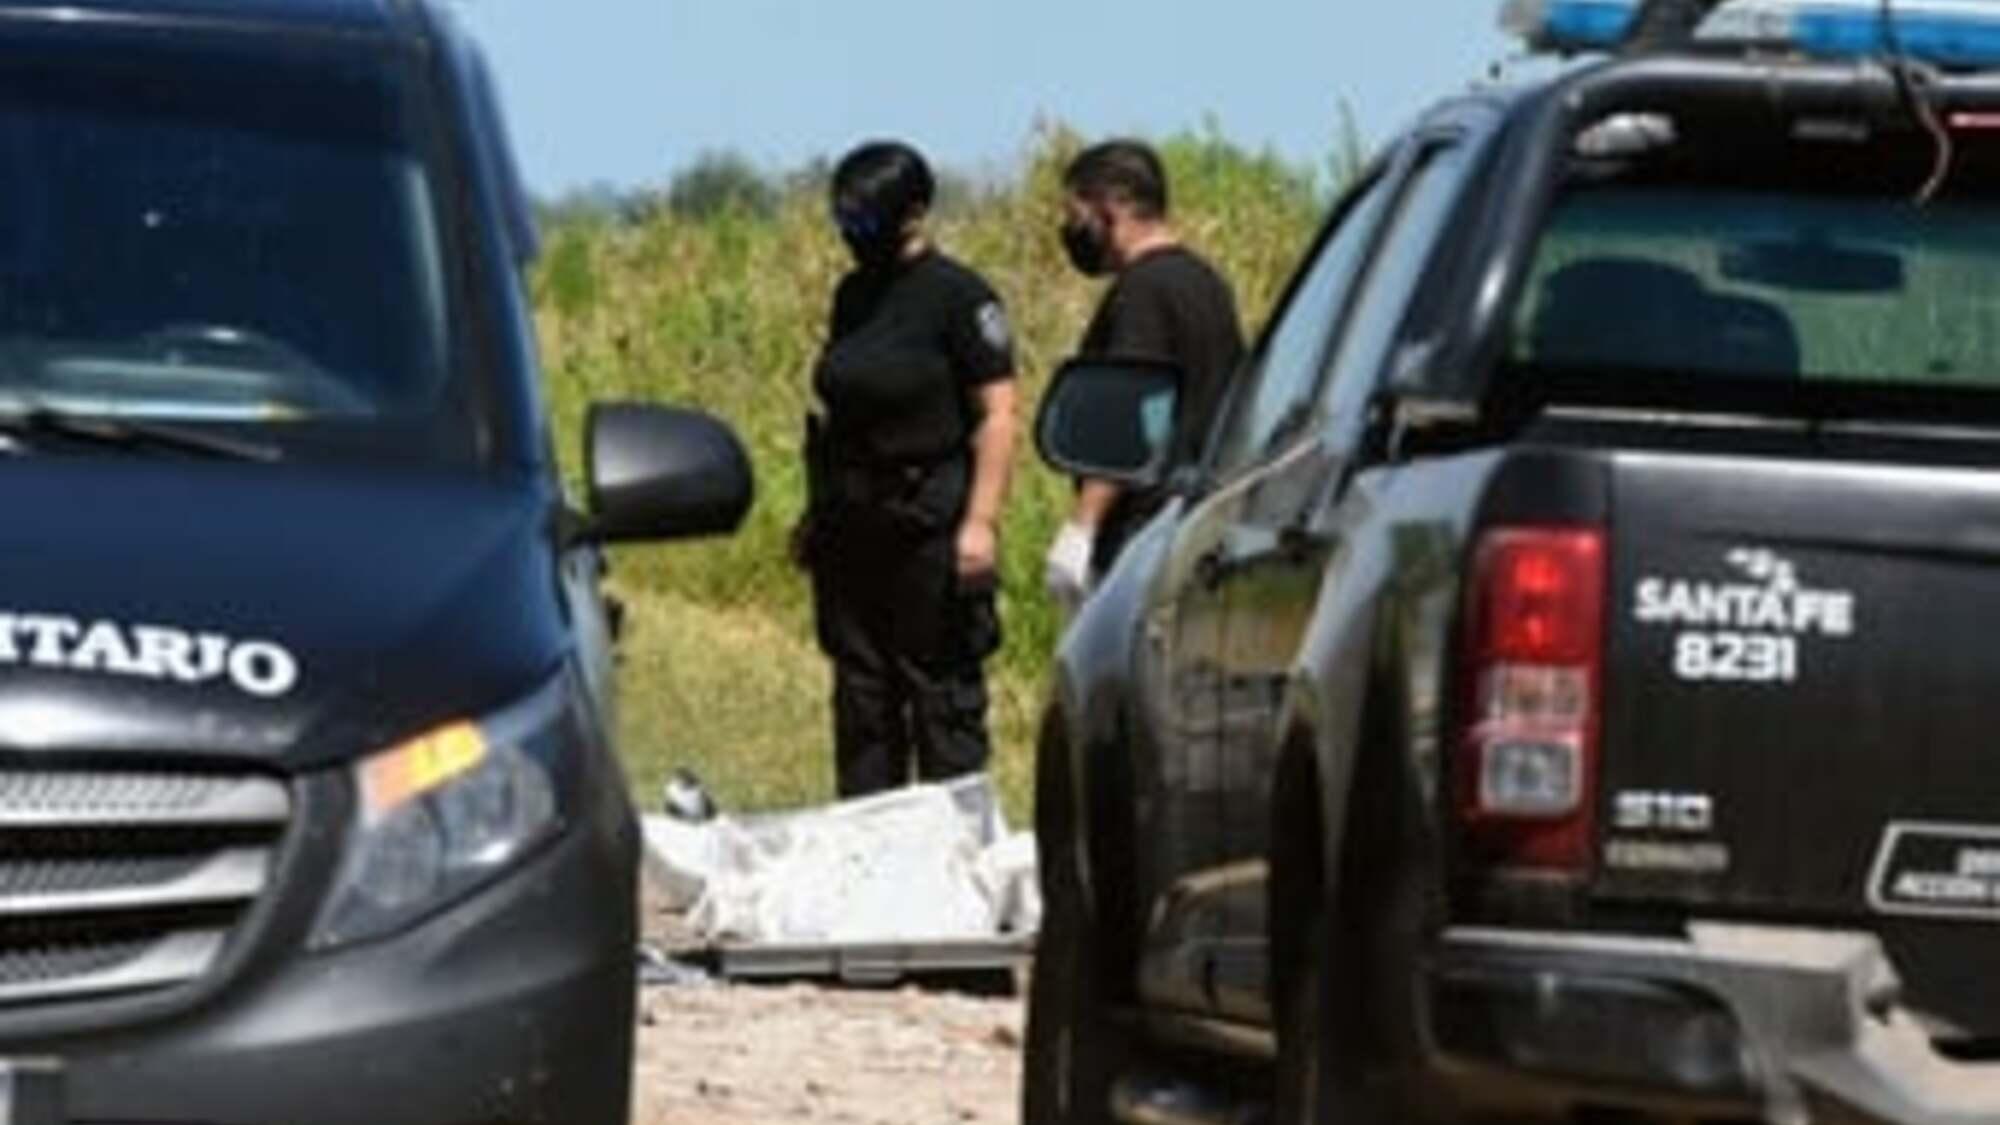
[1023,34,2000,1125]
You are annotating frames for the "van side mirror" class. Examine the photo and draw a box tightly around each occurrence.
[585,403,754,543]
[1034,356,1184,489]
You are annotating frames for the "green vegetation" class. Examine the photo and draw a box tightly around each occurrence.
[665,150,781,221]
[532,126,1332,819]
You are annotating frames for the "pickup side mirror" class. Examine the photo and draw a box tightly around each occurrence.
[585,403,754,543]
[1034,356,1184,489]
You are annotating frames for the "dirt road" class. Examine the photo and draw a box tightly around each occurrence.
[633,884,1027,1125]
[634,978,1024,1125]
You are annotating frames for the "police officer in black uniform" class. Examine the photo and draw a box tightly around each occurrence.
[800,141,1019,799]
[1044,139,1246,608]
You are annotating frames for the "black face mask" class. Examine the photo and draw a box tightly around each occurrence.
[837,208,904,270]
[1060,217,1112,277]
[843,231,904,269]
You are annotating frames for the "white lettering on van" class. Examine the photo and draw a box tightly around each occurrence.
[0,613,298,697]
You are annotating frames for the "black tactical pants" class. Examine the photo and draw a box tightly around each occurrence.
[810,459,999,799]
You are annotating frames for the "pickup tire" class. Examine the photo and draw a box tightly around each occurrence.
[1272,705,1431,1125]
[1020,733,1123,1125]
[1274,899,1391,1125]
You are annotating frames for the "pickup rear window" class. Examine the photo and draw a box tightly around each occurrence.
[1512,182,2000,391]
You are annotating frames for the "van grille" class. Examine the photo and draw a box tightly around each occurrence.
[0,768,288,1008]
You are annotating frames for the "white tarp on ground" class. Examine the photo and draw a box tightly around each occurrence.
[642,775,1039,946]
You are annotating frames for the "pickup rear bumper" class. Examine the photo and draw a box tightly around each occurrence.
[1425,924,2000,1125]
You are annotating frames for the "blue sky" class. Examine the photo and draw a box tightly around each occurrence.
[449,0,1519,197]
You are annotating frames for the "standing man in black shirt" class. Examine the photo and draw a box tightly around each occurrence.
[800,141,1019,798]
[1043,140,1246,610]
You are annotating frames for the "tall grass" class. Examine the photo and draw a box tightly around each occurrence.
[533,127,1324,818]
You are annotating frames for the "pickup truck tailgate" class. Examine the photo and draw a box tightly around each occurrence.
[1601,449,2000,1038]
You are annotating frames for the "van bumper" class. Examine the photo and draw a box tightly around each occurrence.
[1425,924,2000,1125]
[10,810,639,1125]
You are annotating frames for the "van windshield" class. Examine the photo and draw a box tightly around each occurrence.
[0,37,482,463]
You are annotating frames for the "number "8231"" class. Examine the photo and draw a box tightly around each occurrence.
[1673,632,1798,684]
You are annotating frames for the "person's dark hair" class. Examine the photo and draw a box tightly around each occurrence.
[831,140,936,226]
[1064,140,1169,220]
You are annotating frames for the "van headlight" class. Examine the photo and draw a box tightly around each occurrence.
[312,677,579,949]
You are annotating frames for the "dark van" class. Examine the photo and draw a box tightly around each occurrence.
[0,2,752,1123]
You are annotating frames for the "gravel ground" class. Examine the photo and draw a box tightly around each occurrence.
[633,881,1027,1125]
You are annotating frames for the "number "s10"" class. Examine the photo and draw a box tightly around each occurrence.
[1674,632,1798,683]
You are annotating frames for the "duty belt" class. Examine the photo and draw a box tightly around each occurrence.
[828,459,941,503]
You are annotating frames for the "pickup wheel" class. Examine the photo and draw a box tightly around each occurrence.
[1020,737,1123,1125]
[1273,900,1388,1125]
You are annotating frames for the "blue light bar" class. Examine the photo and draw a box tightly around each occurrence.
[1504,0,2000,68]
[1794,3,2000,68]
[1501,0,1642,50]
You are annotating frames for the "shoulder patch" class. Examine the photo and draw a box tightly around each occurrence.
[976,300,1012,354]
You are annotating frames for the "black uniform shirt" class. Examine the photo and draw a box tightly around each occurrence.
[1079,245,1245,463]
[816,251,1015,466]
[1078,245,1245,568]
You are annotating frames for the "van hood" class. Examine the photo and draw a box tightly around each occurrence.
[0,457,564,770]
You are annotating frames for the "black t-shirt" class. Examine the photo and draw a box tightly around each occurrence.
[1079,245,1245,464]
[1078,245,1245,569]
[815,252,1015,465]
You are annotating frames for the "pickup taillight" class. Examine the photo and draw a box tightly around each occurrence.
[1457,527,1606,875]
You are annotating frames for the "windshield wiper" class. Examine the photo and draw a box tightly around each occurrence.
[0,408,281,462]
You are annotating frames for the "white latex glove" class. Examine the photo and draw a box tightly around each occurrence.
[1044,521,1097,612]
